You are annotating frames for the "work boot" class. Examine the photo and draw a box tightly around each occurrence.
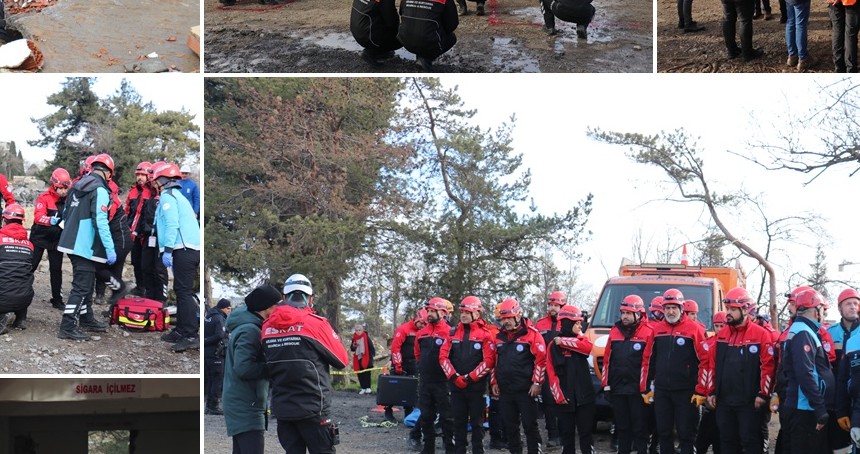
[576,24,587,39]
[476,1,485,15]
[58,316,92,341]
[743,48,764,62]
[797,55,814,72]
[161,329,183,343]
[416,56,434,72]
[12,317,26,330]
[361,49,384,66]
[173,336,200,353]
[205,398,224,415]
[384,408,397,423]
[0,313,12,335]
[786,54,798,67]
[457,0,468,15]
[684,23,705,32]
[80,317,108,332]
[543,25,557,35]
[128,286,145,297]
[50,298,65,310]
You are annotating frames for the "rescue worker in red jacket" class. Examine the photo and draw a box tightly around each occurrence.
[641,288,708,454]
[602,295,654,454]
[695,311,725,454]
[648,296,665,324]
[0,172,15,210]
[683,299,707,336]
[534,291,566,447]
[30,168,71,311]
[546,304,595,454]
[705,287,775,454]
[0,203,34,334]
[414,297,456,454]
[491,298,546,454]
[440,296,496,454]
[387,309,427,441]
[123,161,152,296]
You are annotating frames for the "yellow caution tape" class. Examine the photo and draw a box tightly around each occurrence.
[331,366,388,376]
[358,415,398,428]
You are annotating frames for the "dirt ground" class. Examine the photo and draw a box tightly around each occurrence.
[204,389,782,453]
[203,0,652,73]
[4,0,200,72]
[0,256,200,374]
[658,0,838,72]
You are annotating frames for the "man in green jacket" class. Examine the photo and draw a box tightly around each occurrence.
[222,284,281,454]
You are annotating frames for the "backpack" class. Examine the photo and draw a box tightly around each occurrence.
[110,298,171,331]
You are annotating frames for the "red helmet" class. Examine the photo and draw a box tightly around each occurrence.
[135,161,152,176]
[548,291,567,306]
[722,287,752,309]
[662,288,685,306]
[81,155,97,174]
[151,161,181,181]
[795,289,825,310]
[649,296,665,314]
[557,305,584,322]
[786,285,814,303]
[414,309,428,324]
[713,311,728,324]
[838,288,860,305]
[497,298,522,319]
[683,300,699,313]
[620,295,646,314]
[459,296,483,314]
[426,297,451,315]
[1,203,25,221]
[92,153,115,173]
[50,168,71,189]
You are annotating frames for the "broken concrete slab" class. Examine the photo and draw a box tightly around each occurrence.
[123,59,170,73]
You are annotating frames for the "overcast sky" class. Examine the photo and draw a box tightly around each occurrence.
[437,74,860,308]
[0,74,202,165]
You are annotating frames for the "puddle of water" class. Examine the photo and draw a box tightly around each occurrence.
[300,31,365,52]
[509,5,612,44]
[491,36,540,72]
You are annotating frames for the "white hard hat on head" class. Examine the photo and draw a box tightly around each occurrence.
[283,274,313,296]
[180,165,191,173]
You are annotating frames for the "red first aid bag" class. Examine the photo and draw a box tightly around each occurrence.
[109,298,171,331]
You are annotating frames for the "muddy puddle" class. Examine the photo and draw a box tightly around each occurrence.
[6,0,199,72]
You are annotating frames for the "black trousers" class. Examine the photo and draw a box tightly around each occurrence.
[677,0,694,26]
[31,246,64,303]
[419,380,455,453]
[783,408,825,454]
[130,239,145,289]
[232,430,264,454]
[540,382,560,439]
[716,403,763,454]
[774,401,788,454]
[654,389,698,454]
[277,416,336,454]
[141,244,168,302]
[95,244,130,295]
[612,394,648,454]
[358,370,372,389]
[451,388,485,454]
[204,356,224,401]
[173,248,200,338]
[695,407,720,454]
[557,403,595,454]
[489,395,505,443]
[499,390,542,454]
[63,255,97,330]
[722,0,755,56]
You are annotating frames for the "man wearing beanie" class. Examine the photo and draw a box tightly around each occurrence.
[262,274,349,453]
[204,298,233,415]
[223,285,281,454]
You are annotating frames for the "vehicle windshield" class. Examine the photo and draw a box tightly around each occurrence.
[590,283,715,330]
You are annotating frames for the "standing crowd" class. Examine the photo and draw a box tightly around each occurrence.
[0,156,200,352]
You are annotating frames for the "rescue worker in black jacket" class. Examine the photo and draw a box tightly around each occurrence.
[0,204,35,334]
[398,0,458,71]
[540,0,595,38]
[491,298,547,454]
[414,297,456,454]
[602,295,654,454]
[138,164,168,304]
[205,298,232,415]
[782,288,835,454]
[546,305,595,454]
[534,291,566,448]
[640,288,708,454]
[351,0,402,66]
[705,287,775,454]
[440,296,496,454]
[388,309,426,446]
[30,168,71,311]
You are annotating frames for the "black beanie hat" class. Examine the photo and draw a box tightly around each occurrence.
[217,298,232,309]
[245,285,282,312]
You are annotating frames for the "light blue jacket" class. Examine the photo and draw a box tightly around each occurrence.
[156,183,200,253]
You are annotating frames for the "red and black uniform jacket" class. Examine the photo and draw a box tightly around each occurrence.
[641,314,707,394]
[391,320,420,373]
[124,183,152,242]
[547,333,594,409]
[415,319,452,383]
[707,320,775,405]
[602,320,654,395]
[29,187,65,249]
[491,319,547,394]
[107,180,132,254]
[440,319,496,391]
[0,173,14,208]
[397,0,458,60]
[262,304,349,421]
[351,331,375,372]
[350,0,401,53]
[0,223,34,311]
[536,314,563,346]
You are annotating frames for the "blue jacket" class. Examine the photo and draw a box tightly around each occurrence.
[784,316,835,422]
[836,326,860,422]
[57,173,116,262]
[177,178,200,215]
[156,183,200,253]
[222,306,269,437]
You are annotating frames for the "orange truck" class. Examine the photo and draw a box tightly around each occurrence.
[582,259,745,421]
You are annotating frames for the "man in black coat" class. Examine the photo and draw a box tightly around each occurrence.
[351,0,402,66]
[205,298,232,415]
[398,0,458,71]
[541,0,596,38]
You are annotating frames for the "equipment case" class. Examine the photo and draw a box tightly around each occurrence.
[376,375,418,407]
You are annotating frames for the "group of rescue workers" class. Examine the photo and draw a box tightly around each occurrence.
[0,157,200,352]
[382,284,860,454]
[349,0,596,71]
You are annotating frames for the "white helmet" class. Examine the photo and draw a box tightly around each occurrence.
[180,164,192,173]
[283,274,313,296]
